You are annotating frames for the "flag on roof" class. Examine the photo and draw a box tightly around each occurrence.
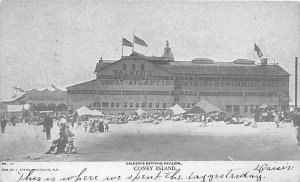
[133,35,148,47]
[122,38,133,47]
[12,86,25,92]
[51,84,58,90]
[254,44,263,58]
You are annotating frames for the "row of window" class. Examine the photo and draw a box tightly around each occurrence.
[91,102,198,109]
[69,90,279,97]
[69,90,171,95]
[225,105,279,113]
[122,63,145,72]
[122,91,170,95]
[98,75,174,80]
[92,102,167,109]
[244,92,279,97]
[178,92,279,97]
[91,102,281,113]
[97,74,287,82]
[184,92,244,97]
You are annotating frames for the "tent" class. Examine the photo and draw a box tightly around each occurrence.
[165,104,185,115]
[91,109,104,116]
[185,99,222,114]
[259,103,268,109]
[74,106,93,116]
[135,108,147,116]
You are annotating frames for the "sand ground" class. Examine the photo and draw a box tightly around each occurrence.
[0,120,299,161]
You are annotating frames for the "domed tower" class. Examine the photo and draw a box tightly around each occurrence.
[162,41,174,61]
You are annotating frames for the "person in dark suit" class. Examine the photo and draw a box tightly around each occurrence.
[254,109,260,123]
[1,117,8,133]
[11,116,16,126]
[98,121,104,133]
[44,115,53,140]
[292,110,300,146]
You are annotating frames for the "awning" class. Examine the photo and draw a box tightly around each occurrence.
[7,105,24,112]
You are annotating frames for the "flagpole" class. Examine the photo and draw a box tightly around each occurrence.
[122,38,124,58]
[295,57,298,109]
[132,33,134,53]
[253,41,255,64]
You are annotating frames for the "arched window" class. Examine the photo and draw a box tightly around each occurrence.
[29,103,36,110]
[57,103,67,111]
[36,103,47,111]
[47,103,56,111]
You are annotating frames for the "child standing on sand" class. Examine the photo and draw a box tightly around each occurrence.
[83,121,88,132]
[105,123,109,132]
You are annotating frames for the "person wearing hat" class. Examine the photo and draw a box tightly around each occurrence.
[57,115,67,132]
[292,109,300,146]
[1,116,8,133]
[254,109,260,124]
[44,114,53,140]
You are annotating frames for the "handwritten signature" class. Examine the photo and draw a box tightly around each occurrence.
[253,163,294,173]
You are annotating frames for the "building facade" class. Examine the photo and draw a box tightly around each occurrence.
[67,43,290,116]
[26,89,67,111]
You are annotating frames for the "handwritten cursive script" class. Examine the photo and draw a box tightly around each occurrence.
[13,162,296,182]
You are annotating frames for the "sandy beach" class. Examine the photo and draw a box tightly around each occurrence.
[0,120,299,162]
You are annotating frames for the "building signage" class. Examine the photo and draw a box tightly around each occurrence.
[97,79,285,88]
[98,79,173,86]
[113,70,153,78]
[181,81,284,87]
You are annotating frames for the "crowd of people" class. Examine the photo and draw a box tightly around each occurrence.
[76,116,109,133]
[41,114,114,154]
[1,107,300,153]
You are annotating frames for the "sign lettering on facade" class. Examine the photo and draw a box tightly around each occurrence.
[97,79,285,88]
[113,69,153,78]
[98,79,173,86]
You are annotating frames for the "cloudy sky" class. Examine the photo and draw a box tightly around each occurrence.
[0,0,299,102]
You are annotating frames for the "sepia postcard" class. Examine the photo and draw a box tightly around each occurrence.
[0,1,300,182]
